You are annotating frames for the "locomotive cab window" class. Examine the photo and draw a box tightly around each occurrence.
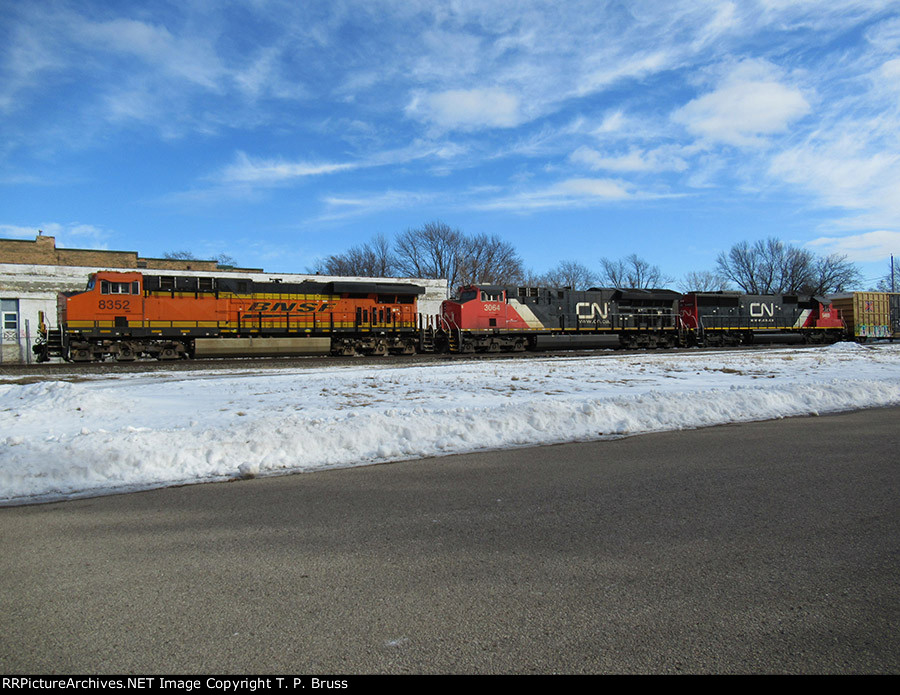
[480,291,504,302]
[101,281,139,295]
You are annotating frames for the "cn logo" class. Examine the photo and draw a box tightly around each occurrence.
[749,302,774,317]
[576,302,609,319]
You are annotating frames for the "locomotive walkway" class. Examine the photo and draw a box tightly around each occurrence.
[1,407,898,674]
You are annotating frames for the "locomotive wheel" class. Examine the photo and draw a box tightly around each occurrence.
[114,342,137,361]
[71,349,93,362]
[333,342,357,356]
[157,345,182,360]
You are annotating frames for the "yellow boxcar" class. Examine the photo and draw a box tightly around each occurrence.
[830,292,899,340]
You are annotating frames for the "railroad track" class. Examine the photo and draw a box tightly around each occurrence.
[0,342,858,383]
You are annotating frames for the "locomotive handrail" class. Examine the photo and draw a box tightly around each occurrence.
[440,313,459,333]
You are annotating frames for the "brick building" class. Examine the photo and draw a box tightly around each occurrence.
[0,233,262,272]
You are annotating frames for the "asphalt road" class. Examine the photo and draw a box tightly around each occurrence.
[1,407,898,674]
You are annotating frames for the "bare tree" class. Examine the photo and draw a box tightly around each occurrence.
[365,234,395,277]
[715,241,764,293]
[164,250,239,266]
[541,260,598,290]
[517,267,552,287]
[458,233,524,285]
[310,235,396,277]
[804,253,861,295]
[873,258,899,292]
[163,250,198,260]
[394,221,465,287]
[678,270,730,293]
[314,222,525,287]
[599,254,671,289]
[717,238,861,294]
[212,253,239,267]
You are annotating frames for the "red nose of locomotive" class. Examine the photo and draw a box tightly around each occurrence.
[441,285,482,328]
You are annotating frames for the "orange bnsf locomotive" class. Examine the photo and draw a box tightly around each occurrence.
[37,270,427,362]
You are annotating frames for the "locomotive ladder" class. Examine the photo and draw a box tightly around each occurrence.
[34,327,67,362]
[447,329,460,353]
[419,325,436,353]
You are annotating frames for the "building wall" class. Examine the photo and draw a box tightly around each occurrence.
[0,234,261,272]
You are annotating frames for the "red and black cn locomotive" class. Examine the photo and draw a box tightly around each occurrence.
[440,284,847,352]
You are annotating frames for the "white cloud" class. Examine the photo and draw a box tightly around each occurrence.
[75,17,225,91]
[881,58,900,84]
[0,222,110,247]
[219,152,357,185]
[211,141,466,191]
[317,190,441,221]
[770,139,900,227]
[865,15,900,52]
[807,230,900,262]
[692,1,739,48]
[673,60,810,146]
[594,111,627,135]
[474,176,674,211]
[407,88,522,131]
[0,224,40,239]
[570,146,689,173]
[557,178,634,199]
[576,51,674,97]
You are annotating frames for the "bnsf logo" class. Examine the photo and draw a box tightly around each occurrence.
[246,301,335,312]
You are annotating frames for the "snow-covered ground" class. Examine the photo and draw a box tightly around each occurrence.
[2,343,899,505]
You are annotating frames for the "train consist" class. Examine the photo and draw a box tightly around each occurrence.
[34,270,899,361]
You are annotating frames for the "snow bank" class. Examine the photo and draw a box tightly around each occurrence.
[2,343,899,504]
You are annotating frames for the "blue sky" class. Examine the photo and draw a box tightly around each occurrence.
[2,1,899,286]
